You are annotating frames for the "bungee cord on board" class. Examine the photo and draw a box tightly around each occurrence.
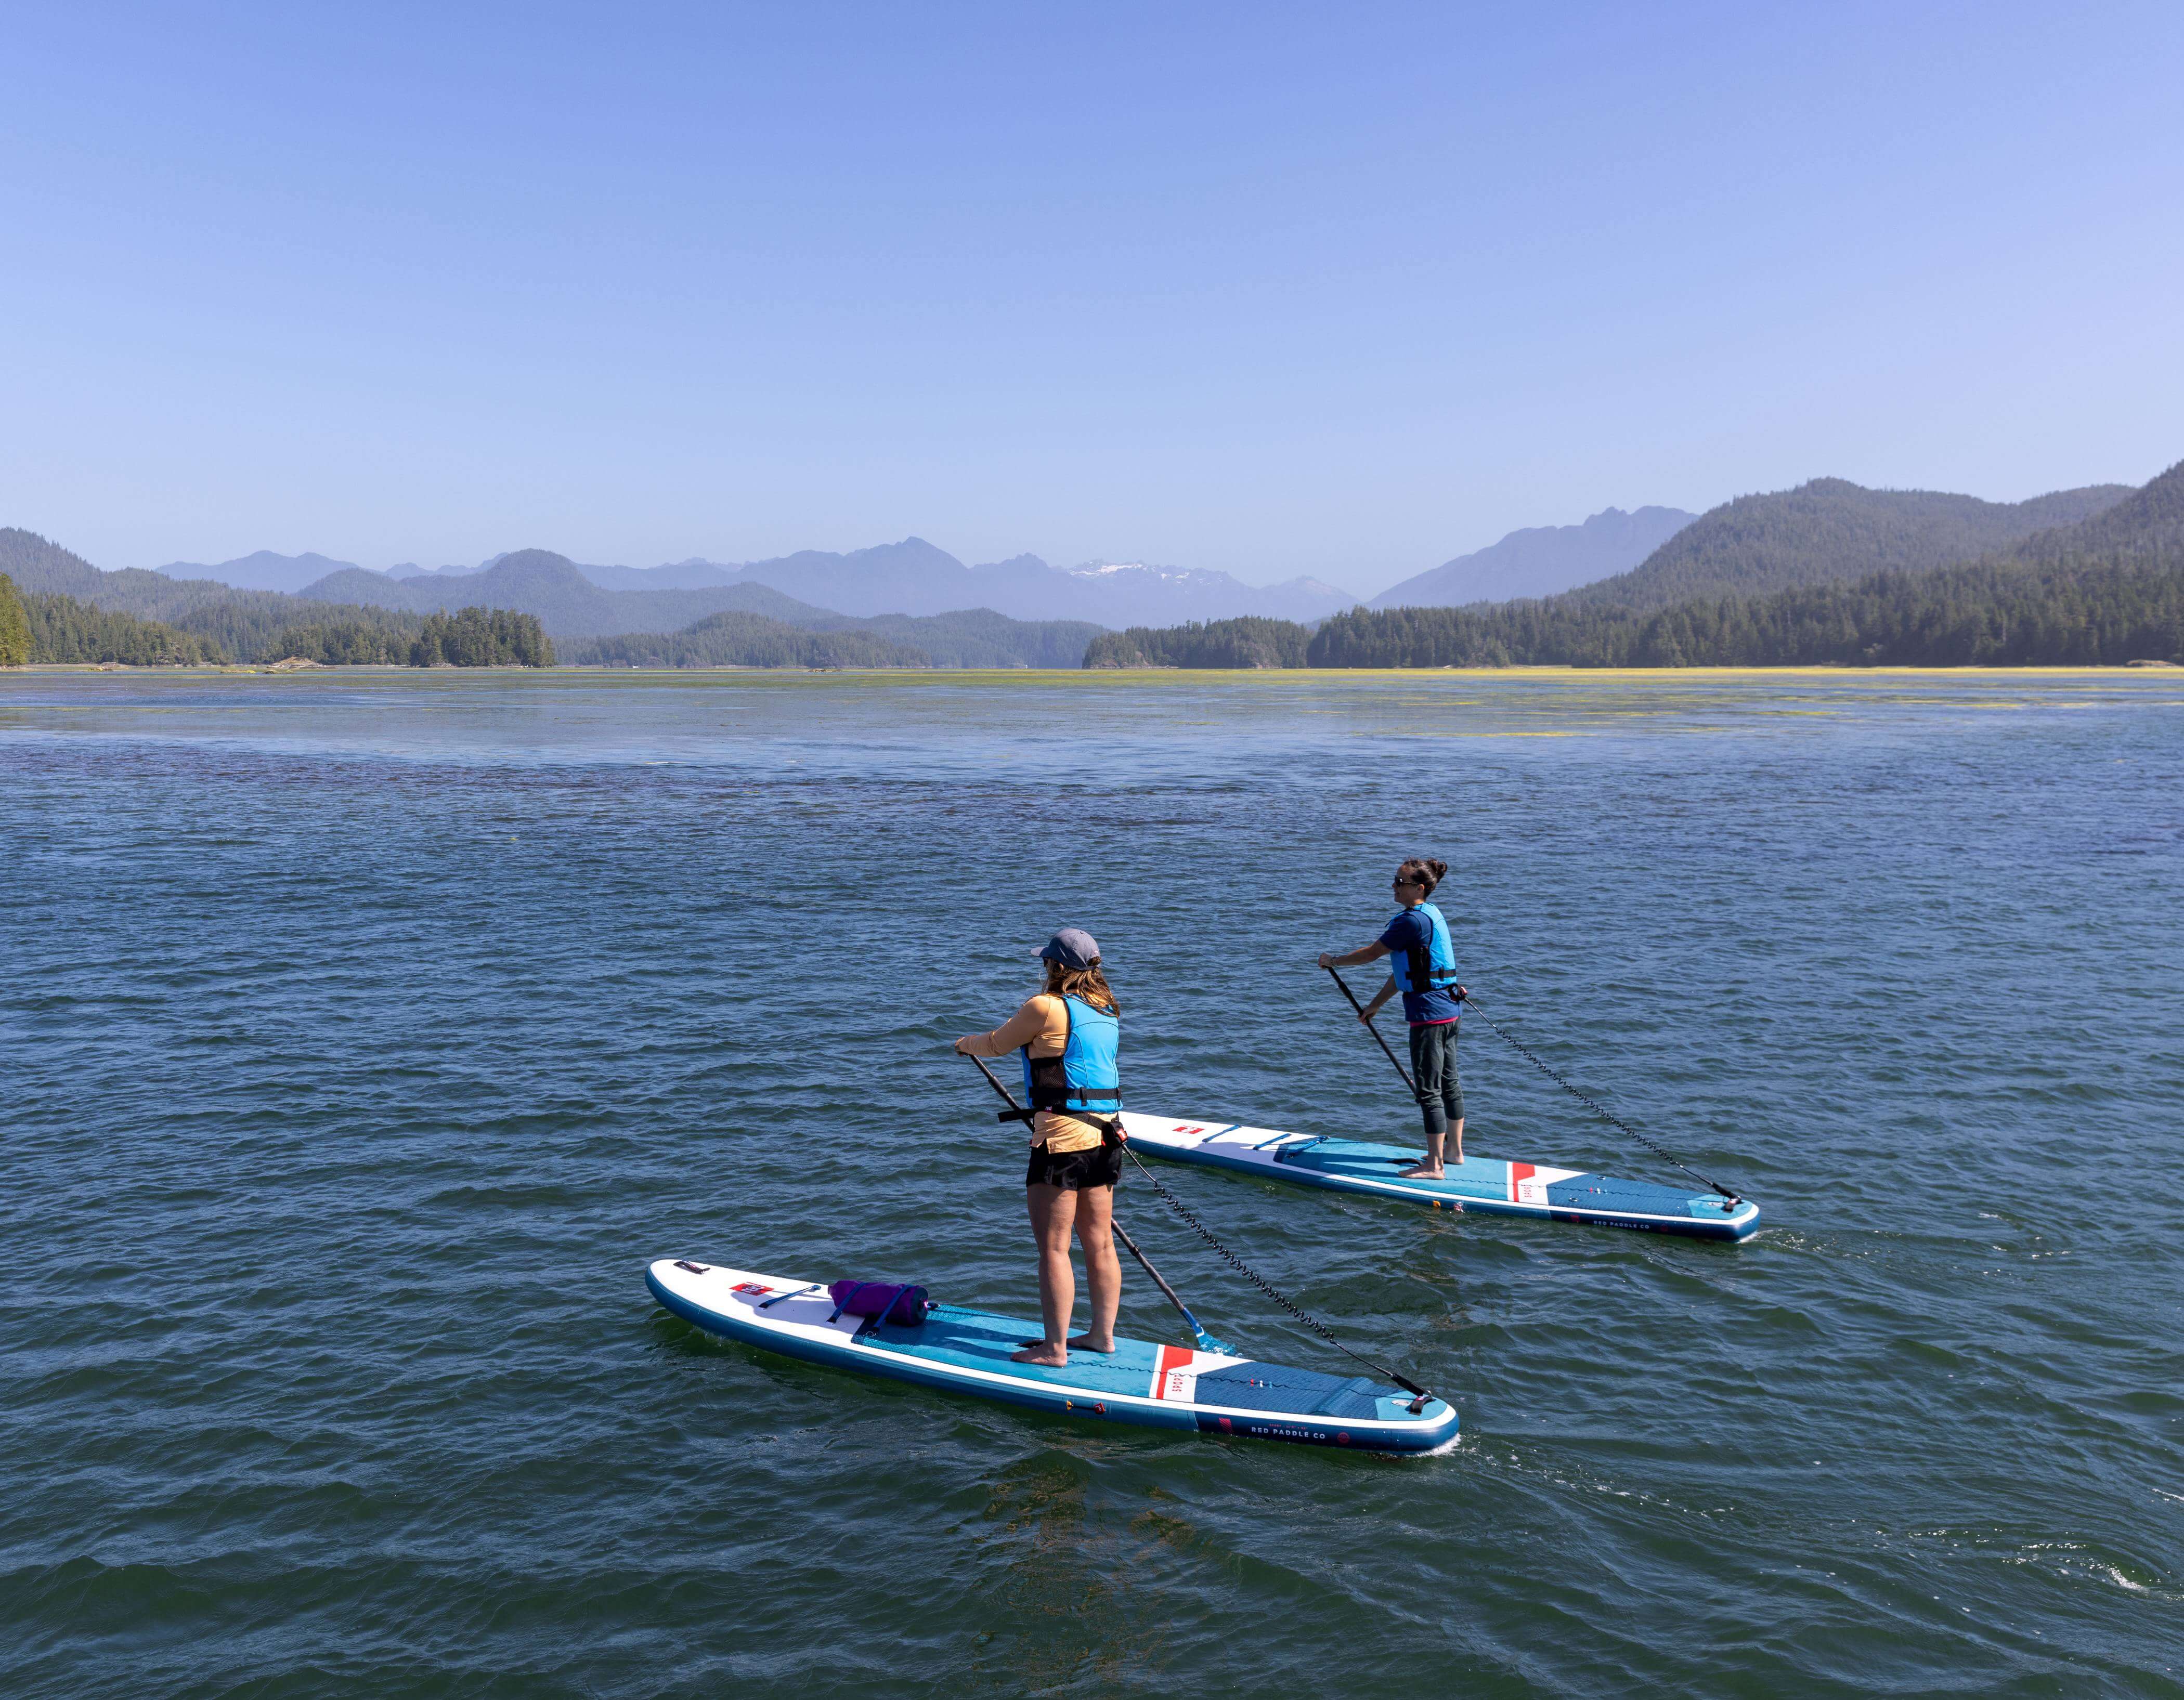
[1325,961,1743,1206]
[1115,1143,1437,1411]
[1454,990,1744,1208]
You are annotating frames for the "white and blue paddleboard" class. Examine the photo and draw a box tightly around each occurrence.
[646,1259,1459,1453]
[1120,1113,1760,1240]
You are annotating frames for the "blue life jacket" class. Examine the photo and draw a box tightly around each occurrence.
[1387,903,1460,999]
[1022,993,1121,1119]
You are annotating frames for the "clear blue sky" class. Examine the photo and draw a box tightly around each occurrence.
[5,2,2180,594]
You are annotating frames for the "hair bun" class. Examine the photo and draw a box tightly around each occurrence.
[1427,859,1448,881]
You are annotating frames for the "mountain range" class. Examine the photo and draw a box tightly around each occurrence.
[25,464,2167,670]
[155,538,1360,629]
[0,531,1100,668]
[1369,506,1697,608]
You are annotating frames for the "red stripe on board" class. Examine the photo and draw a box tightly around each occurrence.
[1509,1161,1535,1202]
[1151,1343,1192,1398]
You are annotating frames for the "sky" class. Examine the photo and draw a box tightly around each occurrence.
[4,2,2181,597]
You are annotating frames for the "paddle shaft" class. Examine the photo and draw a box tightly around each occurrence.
[1109,1220,1224,1350]
[1323,964,1426,1104]
[957,1049,1231,1354]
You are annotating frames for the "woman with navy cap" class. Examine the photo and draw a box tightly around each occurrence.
[955,927,1124,1367]
[1319,858,1466,1178]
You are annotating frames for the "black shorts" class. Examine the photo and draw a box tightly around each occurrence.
[1026,1141,1123,1191]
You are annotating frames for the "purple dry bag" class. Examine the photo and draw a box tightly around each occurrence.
[826,1279,930,1327]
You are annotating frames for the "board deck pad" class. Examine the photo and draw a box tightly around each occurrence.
[1120,1113,1759,1240]
[646,1259,1459,1453]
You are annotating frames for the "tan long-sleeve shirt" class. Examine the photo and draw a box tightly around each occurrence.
[957,993,1108,1153]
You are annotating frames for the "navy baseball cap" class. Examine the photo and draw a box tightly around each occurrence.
[1038,927,1101,969]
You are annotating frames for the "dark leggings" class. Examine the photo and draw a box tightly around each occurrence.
[1408,1021,1463,1140]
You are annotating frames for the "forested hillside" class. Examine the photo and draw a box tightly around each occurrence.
[810,607,1104,667]
[0,568,227,664]
[1087,460,2184,670]
[567,611,927,668]
[1567,479,2131,610]
[25,593,226,664]
[2007,457,2184,564]
[1305,556,2182,667]
[0,528,430,661]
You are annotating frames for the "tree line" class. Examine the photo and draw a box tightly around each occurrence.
[4,578,224,665]
[0,574,555,668]
[1082,554,2184,670]
[1083,616,1312,669]
[399,607,553,667]
[239,606,555,666]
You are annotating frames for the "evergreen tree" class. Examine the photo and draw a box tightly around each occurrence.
[0,572,30,666]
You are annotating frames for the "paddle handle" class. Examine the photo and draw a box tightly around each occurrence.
[1323,964,1426,1104]
[963,1050,1029,1118]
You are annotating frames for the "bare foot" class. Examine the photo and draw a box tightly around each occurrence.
[1068,1335,1116,1353]
[1011,1344,1068,1366]
[1397,1163,1445,1180]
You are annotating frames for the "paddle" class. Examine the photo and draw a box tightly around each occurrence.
[958,1050,1236,1356]
[1323,964,1428,1105]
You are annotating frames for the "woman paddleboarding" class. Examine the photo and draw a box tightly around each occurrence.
[954,927,1124,1367]
[1318,859,1466,1178]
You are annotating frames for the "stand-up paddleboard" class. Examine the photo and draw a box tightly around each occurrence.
[1120,1113,1760,1240]
[646,1258,1459,1453]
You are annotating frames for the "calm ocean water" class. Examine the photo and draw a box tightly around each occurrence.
[3,668,2180,1698]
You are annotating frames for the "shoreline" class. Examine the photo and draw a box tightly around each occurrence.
[6,661,2179,681]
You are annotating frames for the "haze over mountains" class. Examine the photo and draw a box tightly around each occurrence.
[155,538,1359,629]
[152,550,373,595]
[306,551,1103,664]
[2,532,1099,669]
[157,479,2113,639]
[23,464,2156,670]
[1369,506,1697,608]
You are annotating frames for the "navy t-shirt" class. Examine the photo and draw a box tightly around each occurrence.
[1379,907,1462,1026]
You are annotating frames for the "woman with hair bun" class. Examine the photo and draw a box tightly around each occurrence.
[1318,858,1466,1178]
[954,927,1124,1367]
